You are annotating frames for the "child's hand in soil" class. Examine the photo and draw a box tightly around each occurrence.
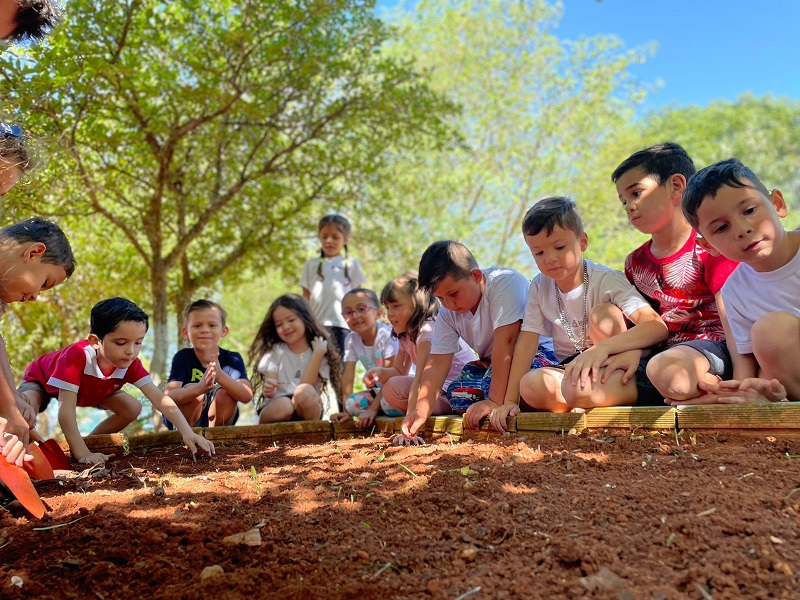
[489,401,519,434]
[392,433,425,446]
[184,432,215,459]
[401,409,426,439]
[78,452,113,466]
[355,407,378,429]
[464,399,496,429]
[330,412,352,423]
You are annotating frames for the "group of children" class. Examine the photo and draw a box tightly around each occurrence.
[0,1,796,463]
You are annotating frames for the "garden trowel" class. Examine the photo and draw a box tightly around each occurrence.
[24,443,55,480]
[30,429,71,470]
[0,453,45,518]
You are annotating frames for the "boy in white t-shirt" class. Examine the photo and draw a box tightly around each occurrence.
[680,158,795,403]
[492,197,668,431]
[399,241,558,440]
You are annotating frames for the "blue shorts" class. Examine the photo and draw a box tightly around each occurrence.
[445,345,559,412]
[164,386,239,429]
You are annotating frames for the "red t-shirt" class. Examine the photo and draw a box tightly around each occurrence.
[625,231,738,345]
[22,340,152,407]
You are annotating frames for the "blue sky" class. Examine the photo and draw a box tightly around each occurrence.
[380,0,800,111]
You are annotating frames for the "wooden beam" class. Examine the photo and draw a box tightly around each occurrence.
[584,407,676,430]
[516,412,585,433]
[676,402,800,430]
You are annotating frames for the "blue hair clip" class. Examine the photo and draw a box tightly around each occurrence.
[0,122,23,138]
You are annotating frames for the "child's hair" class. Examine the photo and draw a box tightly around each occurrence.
[522,196,584,238]
[90,297,149,340]
[0,217,76,277]
[343,287,379,307]
[248,293,342,402]
[0,122,33,173]
[683,158,771,231]
[380,274,438,343]
[611,142,696,185]
[316,214,352,283]
[4,0,60,42]
[418,241,478,293]
[184,299,227,327]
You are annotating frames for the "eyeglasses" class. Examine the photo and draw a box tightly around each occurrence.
[342,304,377,319]
[0,122,22,139]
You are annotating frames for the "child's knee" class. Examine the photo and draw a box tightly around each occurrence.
[645,351,695,399]
[294,384,321,408]
[118,396,142,421]
[589,303,626,340]
[752,311,800,361]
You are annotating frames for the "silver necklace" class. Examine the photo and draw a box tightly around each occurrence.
[555,260,590,353]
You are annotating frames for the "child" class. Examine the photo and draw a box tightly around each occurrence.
[300,215,365,358]
[680,158,796,403]
[0,121,33,196]
[330,288,398,427]
[400,241,557,440]
[491,197,668,430]
[0,216,74,462]
[17,297,215,465]
[249,294,342,424]
[368,273,476,422]
[0,0,59,42]
[164,300,253,429]
[611,143,740,403]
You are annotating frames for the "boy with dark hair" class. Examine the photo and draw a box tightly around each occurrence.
[611,143,739,403]
[680,158,795,403]
[400,240,556,440]
[0,217,74,464]
[18,297,215,464]
[490,197,667,431]
[0,0,60,42]
[165,299,252,429]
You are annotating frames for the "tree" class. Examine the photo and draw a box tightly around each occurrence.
[0,0,455,377]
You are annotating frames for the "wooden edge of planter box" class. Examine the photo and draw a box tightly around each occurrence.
[676,402,800,430]
[583,407,676,430]
[127,428,203,450]
[268,420,332,444]
[79,433,126,455]
[332,417,396,440]
[515,412,585,433]
[203,424,276,443]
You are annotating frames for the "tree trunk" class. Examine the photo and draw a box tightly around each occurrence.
[149,259,170,385]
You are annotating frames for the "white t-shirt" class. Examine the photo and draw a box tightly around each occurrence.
[431,267,538,360]
[257,343,330,399]
[343,322,398,370]
[721,246,800,354]
[300,255,366,328]
[522,259,650,361]
[400,319,477,390]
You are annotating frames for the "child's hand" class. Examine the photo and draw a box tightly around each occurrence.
[0,432,33,467]
[0,411,31,446]
[401,409,425,439]
[78,452,113,466]
[565,346,609,390]
[311,336,328,355]
[262,378,281,398]
[464,399,496,429]
[669,378,788,406]
[183,431,215,459]
[330,412,352,423]
[15,392,37,428]
[488,401,520,434]
[200,364,217,392]
[393,433,425,446]
[600,349,642,385]
[363,368,383,388]
[355,407,378,429]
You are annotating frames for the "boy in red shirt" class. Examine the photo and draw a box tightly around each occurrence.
[18,297,215,465]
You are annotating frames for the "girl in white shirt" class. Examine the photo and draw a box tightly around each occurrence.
[249,294,342,423]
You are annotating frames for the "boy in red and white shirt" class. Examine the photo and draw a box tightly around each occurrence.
[18,297,215,465]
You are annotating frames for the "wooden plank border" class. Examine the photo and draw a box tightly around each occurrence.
[676,402,800,430]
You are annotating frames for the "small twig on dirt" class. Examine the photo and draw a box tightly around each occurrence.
[673,426,681,451]
[371,562,393,579]
[33,514,91,532]
[454,587,482,600]
[696,507,717,517]
[785,487,800,500]
[695,583,714,600]
[784,453,800,459]
[399,463,419,478]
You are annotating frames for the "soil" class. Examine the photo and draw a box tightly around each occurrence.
[2,431,800,599]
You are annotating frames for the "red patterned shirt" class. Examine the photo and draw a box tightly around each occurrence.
[625,232,738,344]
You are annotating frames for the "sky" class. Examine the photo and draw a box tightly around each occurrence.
[379,0,800,111]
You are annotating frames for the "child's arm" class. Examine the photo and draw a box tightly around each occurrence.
[718,291,758,381]
[401,350,453,439]
[141,382,215,457]
[489,331,541,433]
[165,367,217,406]
[564,306,667,390]
[364,348,410,388]
[341,361,356,398]
[213,367,253,403]
[57,390,111,465]
[300,337,328,387]
[464,321,521,429]
[0,335,32,441]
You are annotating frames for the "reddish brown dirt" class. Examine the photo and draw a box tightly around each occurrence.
[2,432,800,599]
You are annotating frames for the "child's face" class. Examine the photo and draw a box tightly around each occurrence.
[615,167,680,234]
[696,183,788,271]
[272,306,307,349]
[183,308,228,351]
[94,321,147,370]
[0,242,68,304]
[0,2,18,40]
[341,292,380,336]
[525,224,588,289]
[319,224,347,258]
[384,291,415,335]
[432,271,482,314]
[0,159,22,197]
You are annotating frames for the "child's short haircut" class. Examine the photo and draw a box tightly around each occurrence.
[0,122,33,173]
[611,142,696,185]
[4,0,60,42]
[418,241,479,293]
[91,298,149,340]
[184,299,227,327]
[343,287,379,307]
[0,217,76,276]
[683,158,771,230]
[522,196,584,238]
